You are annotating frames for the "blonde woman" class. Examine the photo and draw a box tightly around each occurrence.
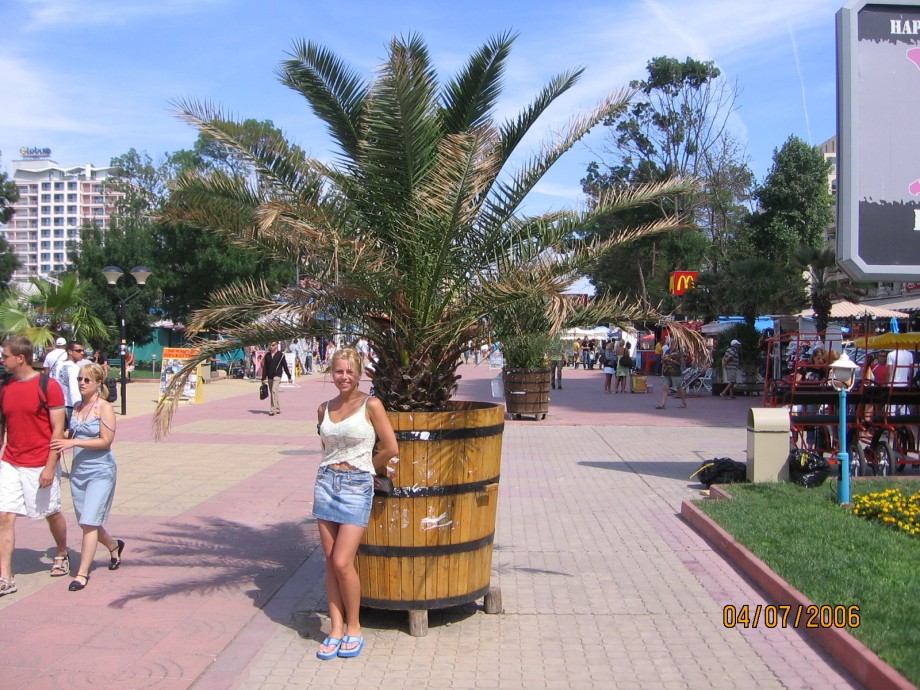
[314,348,398,660]
[50,363,124,591]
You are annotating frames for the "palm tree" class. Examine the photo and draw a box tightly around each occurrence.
[156,32,701,431]
[792,245,865,334]
[0,274,111,347]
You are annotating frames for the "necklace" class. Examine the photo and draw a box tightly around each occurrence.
[76,394,99,423]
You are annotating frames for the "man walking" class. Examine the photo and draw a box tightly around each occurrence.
[0,336,69,596]
[720,339,742,399]
[55,340,87,425]
[42,337,68,375]
[261,342,292,416]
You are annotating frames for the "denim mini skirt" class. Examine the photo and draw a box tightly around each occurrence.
[313,466,374,527]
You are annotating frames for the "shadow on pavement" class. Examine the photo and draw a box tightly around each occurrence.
[579,459,705,482]
[107,517,318,632]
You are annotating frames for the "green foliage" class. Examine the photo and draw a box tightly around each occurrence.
[792,244,868,334]
[0,235,19,290]
[502,333,552,369]
[0,274,112,347]
[748,135,834,264]
[681,258,806,325]
[713,324,760,366]
[584,55,754,302]
[697,480,920,686]
[68,223,158,349]
[0,170,20,224]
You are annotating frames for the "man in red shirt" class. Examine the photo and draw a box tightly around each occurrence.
[0,336,69,597]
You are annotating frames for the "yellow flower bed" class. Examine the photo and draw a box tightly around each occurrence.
[851,488,920,537]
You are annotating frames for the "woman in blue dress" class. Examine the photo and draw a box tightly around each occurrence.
[50,362,124,591]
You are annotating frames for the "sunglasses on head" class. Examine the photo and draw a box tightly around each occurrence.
[77,377,97,384]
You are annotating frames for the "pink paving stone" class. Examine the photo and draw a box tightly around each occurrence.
[117,649,216,681]
[19,620,101,646]
[84,625,171,651]
[49,644,146,674]
[0,643,78,670]
[152,611,255,655]
[20,670,118,690]
[3,666,43,689]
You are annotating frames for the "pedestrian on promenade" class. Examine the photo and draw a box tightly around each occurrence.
[50,363,124,592]
[42,337,68,375]
[56,340,88,425]
[602,341,617,393]
[0,336,69,597]
[261,342,292,416]
[657,341,687,410]
[314,348,398,660]
[616,342,634,393]
[720,339,742,399]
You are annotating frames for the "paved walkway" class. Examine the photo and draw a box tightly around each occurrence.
[0,365,862,689]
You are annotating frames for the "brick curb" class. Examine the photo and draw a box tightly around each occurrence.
[680,494,917,690]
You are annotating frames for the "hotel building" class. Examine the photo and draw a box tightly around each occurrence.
[2,156,121,280]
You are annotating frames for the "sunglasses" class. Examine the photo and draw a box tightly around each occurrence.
[71,348,85,354]
[77,377,97,384]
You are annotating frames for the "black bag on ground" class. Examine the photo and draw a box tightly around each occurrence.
[788,449,831,488]
[691,457,747,486]
[104,378,118,403]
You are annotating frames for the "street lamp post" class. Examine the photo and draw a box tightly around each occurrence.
[829,351,859,506]
[102,265,152,416]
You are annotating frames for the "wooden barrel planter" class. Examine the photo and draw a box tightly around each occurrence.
[357,401,504,636]
[502,367,550,420]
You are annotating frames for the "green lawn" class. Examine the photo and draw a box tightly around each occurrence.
[696,479,920,686]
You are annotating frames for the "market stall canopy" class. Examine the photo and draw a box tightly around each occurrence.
[862,332,920,349]
[798,301,908,319]
[560,327,611,340]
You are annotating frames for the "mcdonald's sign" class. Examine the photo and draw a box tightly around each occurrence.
[669,271,698,295]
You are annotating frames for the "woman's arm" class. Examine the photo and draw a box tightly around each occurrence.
[366,397,398,474]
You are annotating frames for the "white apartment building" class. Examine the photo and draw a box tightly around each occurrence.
[3,157,121,280]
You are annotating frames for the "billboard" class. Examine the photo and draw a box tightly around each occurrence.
[837,1,920,280]
[669,271,698,295]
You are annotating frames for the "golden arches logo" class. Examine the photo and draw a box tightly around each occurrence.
[669,271,698,295]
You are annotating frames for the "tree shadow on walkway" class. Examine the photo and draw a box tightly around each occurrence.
[579,459,706,482]
[107,517,319,632]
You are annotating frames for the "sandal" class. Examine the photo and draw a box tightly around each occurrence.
[68,574,89,592]
[108,540,125,570]
[316,636,342,660]
[679,403,687,408]
[50,554,69,577]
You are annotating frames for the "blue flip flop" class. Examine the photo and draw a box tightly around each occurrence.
[337,635,364,658]
[316,636,342,660]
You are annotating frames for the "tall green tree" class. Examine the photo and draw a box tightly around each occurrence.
[792,244,867,334]
[681,258,806,326]
[0,236,19,289]
[748,135,834,265]
[0,170,20,224]
[154,32,702,430]
[69,223,159,348]
[583,56,753,303]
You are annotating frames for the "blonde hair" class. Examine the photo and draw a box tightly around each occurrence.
[81,362,109,400]
[330,347,362,376]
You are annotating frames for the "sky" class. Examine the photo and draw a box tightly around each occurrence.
[1,0,844,214]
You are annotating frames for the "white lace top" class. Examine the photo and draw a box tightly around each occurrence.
[319,397,376,473]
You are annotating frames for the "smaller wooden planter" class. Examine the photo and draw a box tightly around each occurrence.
[502,367,551,420]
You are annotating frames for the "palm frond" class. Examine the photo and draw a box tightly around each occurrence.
[440,31,516,132]
[277,39,368,159]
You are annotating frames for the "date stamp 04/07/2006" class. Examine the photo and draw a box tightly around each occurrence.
[723,604,861,629]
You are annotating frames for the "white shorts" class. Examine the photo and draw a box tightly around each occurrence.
[0,461,62,519]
